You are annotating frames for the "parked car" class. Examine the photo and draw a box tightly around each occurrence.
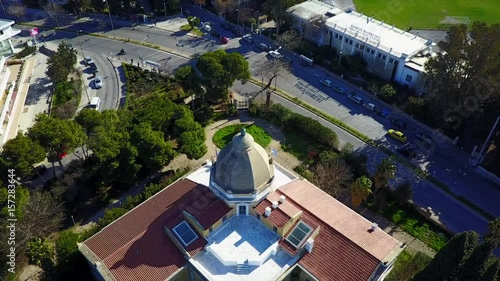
[391,118,407,130]
[204,25,212,32]
[363,102,376,111]
[88,62,98,74]
[334,86,346,95]
[222,22,231,30]
[320,79,333,88]
[377,109,389,118]
[30,164,47,180]
[347,94,363,104]
[84,56,92,66]
[268,50,283,59]
[242,34,253,43]
[89,97,101,111]
[220,36,229,44]
[94,76,103,89]
[257,43,269,51]
[388,129,407,143]
[397,144,417,159]
[415,133,433,143]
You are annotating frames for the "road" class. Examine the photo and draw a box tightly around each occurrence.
[12,5,497,234]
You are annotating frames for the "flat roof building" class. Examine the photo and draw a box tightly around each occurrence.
[80,129,403,281]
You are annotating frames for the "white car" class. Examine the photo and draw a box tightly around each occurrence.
[89,97,101,111]
[320,79,333,87]
[204,25,212,32]
[268,50,282,59]
[334,86,346,94]
[94,76,103,89]
[242,34,253,43]
[84,56,92,66]
[363,102,376,111]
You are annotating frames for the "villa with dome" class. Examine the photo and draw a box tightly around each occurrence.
[79,129,403,281]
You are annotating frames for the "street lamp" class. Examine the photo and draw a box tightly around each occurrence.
[164,2,167,18]
[338,51,343,64]
[236,0,241,30]
[103,0,116,37]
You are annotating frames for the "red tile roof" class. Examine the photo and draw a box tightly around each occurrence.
[83,179,227,281]
[254,199,291,228]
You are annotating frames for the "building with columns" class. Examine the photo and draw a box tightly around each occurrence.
[79,129,403,281]
[0,19,21,57]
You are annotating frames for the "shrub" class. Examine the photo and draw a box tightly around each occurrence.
[53,80,74,106]
[287,114,339,150]
[15,46,37,59]
[27,237,54,267]
[55,230,81,272]
[380,84,397,100]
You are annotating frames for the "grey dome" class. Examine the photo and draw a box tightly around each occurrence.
[213,128,274,194]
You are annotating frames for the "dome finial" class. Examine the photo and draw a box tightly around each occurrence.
[241,128,246,135]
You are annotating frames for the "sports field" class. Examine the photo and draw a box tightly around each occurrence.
[354,0,499,29]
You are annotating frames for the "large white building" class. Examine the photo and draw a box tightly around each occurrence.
[287,0,434,93]
[0,19,21,57]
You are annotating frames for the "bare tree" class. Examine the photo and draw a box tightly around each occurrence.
[213,0,237,15]
[7,3,26,21]
[277,29,301,50]
[42,2,66,28]
[255,58,291,96]
[193,0,206,7]
[312,160,353,200]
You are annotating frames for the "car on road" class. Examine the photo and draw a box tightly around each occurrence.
[94,76,103,89]
[29,164,47,180]
[363,102,376,111]
[347,94,363,104]
[203,25,212,32]
[397,144,417,159]
[391,118,407,130]
[388,129,407,143]
[320,79,333,88]
[334,86,346,95]
[84,56,92,66]
[220,36,229,44]
[415,133,433,143]
[257,43,269,51]
[222,22,231,30]
[268,50,283,59]
[242,34,253,43]
[89,97,101,111]
[377,109,389,118]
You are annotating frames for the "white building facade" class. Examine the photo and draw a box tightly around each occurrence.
[287,1,434,93]
[0,19,21,57]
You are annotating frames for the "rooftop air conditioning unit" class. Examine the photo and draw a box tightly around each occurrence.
[370,222,378,232]
[279,195,286,203]
[305,238,314,253]
[265,207,272,217]
[272,201,279,209]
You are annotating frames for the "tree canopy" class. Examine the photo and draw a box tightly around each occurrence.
[1,134,46,178]
[46,41,77,83]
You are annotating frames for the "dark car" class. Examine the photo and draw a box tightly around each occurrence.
[415,133,433,143]
[222,22,231,30]
[391,118,407,130]
[30,164,47,180]
[397,144,417,159]
[377,109,389,118]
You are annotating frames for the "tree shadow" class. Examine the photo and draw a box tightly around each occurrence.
[25,77,52,106]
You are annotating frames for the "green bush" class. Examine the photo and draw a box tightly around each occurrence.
[55,230,81,273]
[15,46,37,59]
[386,251,432,281]
[53,80,74,106]
[287,114,339,150]
[213,124,272,149]
[27,238,54,267]
[380,84,397,100]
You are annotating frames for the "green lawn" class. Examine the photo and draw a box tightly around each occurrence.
[213,124,272,149]
[180,24,204,36]
[355,0,499,29]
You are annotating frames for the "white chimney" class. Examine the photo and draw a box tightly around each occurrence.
[370,222,378,232]
[279,195,286,204]
[265,207,272,217]
[272,201,279,209]
[305,238,314,253]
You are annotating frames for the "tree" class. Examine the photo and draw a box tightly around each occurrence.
[192,0,206,7]
[312,160,353,200]
[254,58,291,99]
[165,0,180,14]
[480,258,500,281]
[178,124,207,159]
[28,115,86,177]
[1,134,46,178]
[187,16,200,29]
[393,181,413,205]
[350,176,372,207]
[374,158,397,189]
[452,238,496,281]
[276,30,301,51]
[27,238,54,267]
[46,42,77,84]
[56,230,83,274]
[130,122,175,171]
[404,96,426,120]
[263,0,298,34]
[412,231,479,281]
[42,2,66,28]
[424,23,500,136]
[379,84,396,99]
[484,217,500,246]
[196,50,250,102]
[6,3,26,21]
[75,108,102,158]
[213,0,236,15]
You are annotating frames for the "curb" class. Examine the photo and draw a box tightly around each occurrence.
[106,57,121,109]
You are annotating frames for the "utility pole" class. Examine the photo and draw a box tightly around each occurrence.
[236,0,241,30]
[164,2,167,18]
[103,0,116,37]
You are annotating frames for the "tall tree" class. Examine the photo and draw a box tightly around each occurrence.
[178,123,207,159]
[130,122,175,171]
[75,108,102,158]
[1,134,46,178]
[46,42,77,84]
[480,258,500,281]
[312,160,353,200]
[485,218,500,246]
[276,30,301,50]
[254,58,291,98]
[393,181,414,205]
[42,2,66,28]
[263,0,297,34]
[213,0,236,15]
[412,231,479,281]
[350,176,372,207]
[452,239,496,281]
[374,158,397,189]
[6,3,26,21]
[28,115,86,177]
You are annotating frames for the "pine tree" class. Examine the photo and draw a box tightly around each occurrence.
[452,239,495,281]
[480,258,500,281]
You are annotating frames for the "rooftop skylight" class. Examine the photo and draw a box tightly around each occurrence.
[173,221,198,246]
[286,221,312,248]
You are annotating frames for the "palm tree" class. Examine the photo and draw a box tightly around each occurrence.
[374,158,397,189]
[351,176,372,207]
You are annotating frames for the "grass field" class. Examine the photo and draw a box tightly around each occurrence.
[213,124,272,149]
[354,0,499,29]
